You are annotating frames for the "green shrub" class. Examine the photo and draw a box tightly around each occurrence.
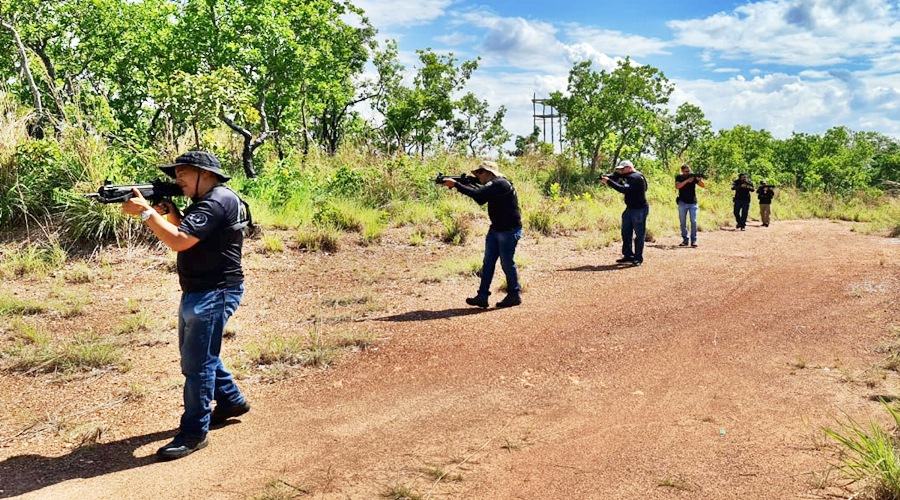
[0,140,80,226]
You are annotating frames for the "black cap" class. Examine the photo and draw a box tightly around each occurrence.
[160,151,230,182]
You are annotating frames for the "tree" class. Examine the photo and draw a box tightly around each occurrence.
[446,93,510,157]
[372,47,478,156]
[550,58,672,174]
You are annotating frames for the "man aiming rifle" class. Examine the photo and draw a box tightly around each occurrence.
[440,161,523,308]
[756,181,776,227]
[601,160,649,266]
[731,173,754,231]
[120,151,251,460]
[674,165,705,247]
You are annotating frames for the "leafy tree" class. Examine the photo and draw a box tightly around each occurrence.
[551,58,672,174]
[511,126,542,157]
[657,103,711,167]
[446,93,510,157]
[372,47,478,155]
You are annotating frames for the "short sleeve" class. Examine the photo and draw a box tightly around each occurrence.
[179,199,226,241]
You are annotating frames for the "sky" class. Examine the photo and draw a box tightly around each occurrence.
[351,0,900,148]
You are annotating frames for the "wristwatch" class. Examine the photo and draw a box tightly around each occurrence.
[140,208,155,221]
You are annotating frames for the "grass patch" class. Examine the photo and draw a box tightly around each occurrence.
[657,476,695,491]
[823,401,900,498]
[419,255,483,283]
[333,328,378,350]
[321,293,372,308]
[252,478,312,499]
[439,214,470,245]
[0,293,46,315]
[243,328,337,369]
[260,233,285,254]
[295,224,341,253]
[0,240,67,278]
[115,310,155,335]
[61,261,94,284]
[3,332,126,374]
[381,485,422,500]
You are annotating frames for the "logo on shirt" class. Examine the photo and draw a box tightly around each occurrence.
[186,212,209,228]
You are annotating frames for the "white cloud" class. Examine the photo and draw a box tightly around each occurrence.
[563,24,670,57]
[433,32,478,46]
[668,0,900,66]
[354,0,455,29]
[670,71,900,138]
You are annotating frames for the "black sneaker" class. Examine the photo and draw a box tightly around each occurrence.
[678,241,689,247]
[465,296,489,308]
[631,260,643,267]
[615,257,634,263]
[495,294,521,308]
[690,242,698,248]
[211,400,251,426]
[157,433,208,460]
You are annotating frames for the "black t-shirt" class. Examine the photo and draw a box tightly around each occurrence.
[675,174,698,204]
[732,179,754,201]
[454,177,522,231]
[177,185,244,292]
[757,187,775,204]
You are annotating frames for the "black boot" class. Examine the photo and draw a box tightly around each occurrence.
[496,294,522,308]
[465,295,489,308]
[157,432,208,460]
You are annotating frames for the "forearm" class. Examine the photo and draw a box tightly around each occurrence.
[144,212,196,251]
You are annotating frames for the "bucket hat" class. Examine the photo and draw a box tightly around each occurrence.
[160,151,230,182]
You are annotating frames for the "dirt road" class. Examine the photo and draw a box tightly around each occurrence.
[2,220,899,499]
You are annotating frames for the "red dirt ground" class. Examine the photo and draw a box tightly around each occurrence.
[1,219,898,499]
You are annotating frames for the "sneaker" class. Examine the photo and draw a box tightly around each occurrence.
[495,294,522,308]
[615,257,634,263]
[157,433,208,460]
[690,242,698,248]
[678,241,689,247]
[631,260,643,267]
[211,400,251,426]
[465,296,489,308]
[740,227,745,231]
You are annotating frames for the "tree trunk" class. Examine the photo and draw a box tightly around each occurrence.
[1,18,44,138]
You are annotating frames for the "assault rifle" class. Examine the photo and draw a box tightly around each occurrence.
[685,173,707,180]
[599,172,625,182]
[434,173,480,187]
[757,185,778,189]
[85,179,182,204]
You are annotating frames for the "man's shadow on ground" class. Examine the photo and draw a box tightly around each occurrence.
[564,263,636,272]
[375,307,493,322]
[0,429,175,498]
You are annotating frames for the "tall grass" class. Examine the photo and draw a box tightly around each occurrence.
[823,402,900,498]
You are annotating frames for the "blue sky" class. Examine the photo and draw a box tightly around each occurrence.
[352,0,900,145]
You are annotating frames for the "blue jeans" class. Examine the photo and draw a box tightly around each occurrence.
[622,206,649,261]
[678,201,698,243]
[178,284,245,436]
[478,228,522,297]
[733,200,750,228]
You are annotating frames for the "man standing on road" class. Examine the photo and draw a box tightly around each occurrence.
[121,151,251,460]
[601,160,649,267]
[675,164,705,247]
[731,173,754,231]
[757,181,775,227]
[443,160,523,309]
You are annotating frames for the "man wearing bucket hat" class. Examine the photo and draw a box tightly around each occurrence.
[121,151,250,460]
[442,160,523,308]
[601,159,649,266]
